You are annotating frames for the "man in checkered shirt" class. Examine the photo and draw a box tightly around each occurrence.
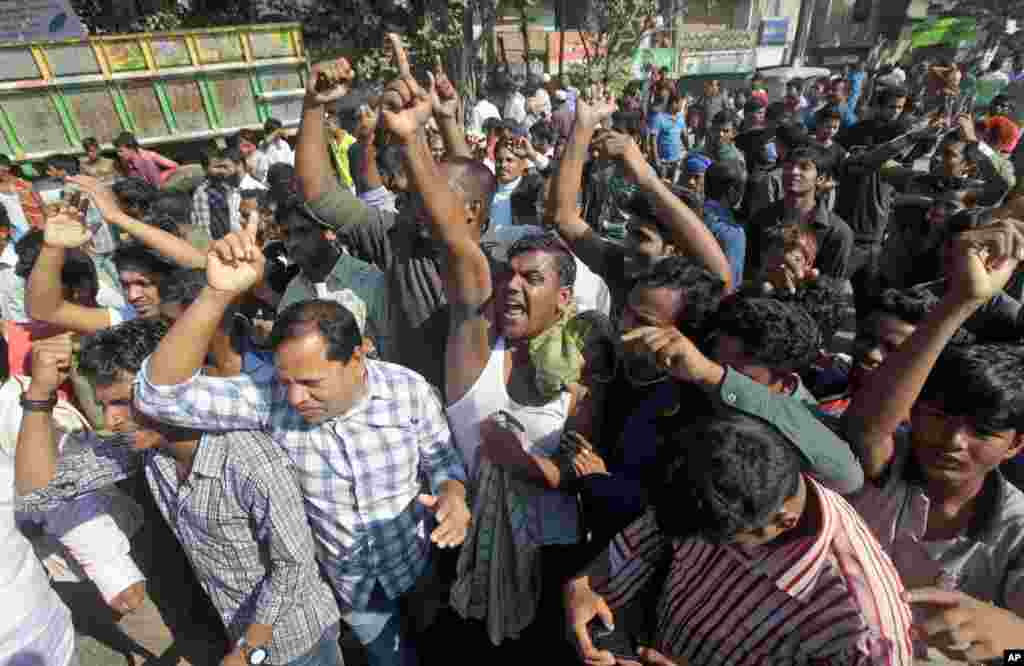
[16,319,342,665]
[132,227,471,666]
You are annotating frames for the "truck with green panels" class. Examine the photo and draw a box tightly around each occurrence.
[0,22,308,163]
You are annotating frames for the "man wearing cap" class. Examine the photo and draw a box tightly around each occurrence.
[680,153,711,198]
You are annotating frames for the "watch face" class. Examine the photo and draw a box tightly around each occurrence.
[248,648,268,666]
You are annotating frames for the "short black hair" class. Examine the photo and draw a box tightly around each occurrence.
[990,58,1005,73]
[112,177,160,213]
[623,191,673,238]
[13,231,98,300]
[158,268,206,307]
[79,318,170,385]
[82,137,100,150]
[814,106,843,126]
[269,299,363,362]
[870,285,941,325]
[113,131,139,150]
[866,284,975,345]
[774,275,847,345]
[711,110,740,128]
[632,256,726,338]
[876,86,909,107]
[656,413,802,541]
[710,296,821,372]
[445,156,498,231]
[113,244,176,278]
[147,193,192,224]
[46,155,80,176]
[787,142,836,179]
[920,343,1024,433]
[705,160,746,202]
[530,122,557,146]
[143,214,184,239]
[201,144,243,167]
[775,122,809,150]
[506,232,576,288]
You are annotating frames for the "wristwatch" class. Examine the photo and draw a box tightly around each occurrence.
[20,393,57,412]
[236,636,268,666]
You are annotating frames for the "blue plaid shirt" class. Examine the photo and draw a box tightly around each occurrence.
[134,358,466,610]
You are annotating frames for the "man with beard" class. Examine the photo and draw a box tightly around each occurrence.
[548,98,732,316]
[293,50,494,390]
[191,145,264,241]
[488,139,544,234]
[275,202,392,361]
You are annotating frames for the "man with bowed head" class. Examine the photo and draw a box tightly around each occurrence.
[134,185,471,664]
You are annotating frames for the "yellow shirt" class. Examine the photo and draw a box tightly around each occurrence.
[330,131,358,190]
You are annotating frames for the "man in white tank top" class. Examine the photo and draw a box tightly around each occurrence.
[379,41,586,659]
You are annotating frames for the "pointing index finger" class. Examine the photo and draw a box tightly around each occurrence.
[387,33,412,80]
[905,587,964,606]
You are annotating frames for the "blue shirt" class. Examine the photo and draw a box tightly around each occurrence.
[703,199,746,286]
[651,112,686,162]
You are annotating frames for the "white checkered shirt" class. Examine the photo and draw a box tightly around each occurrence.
[134,358,466,610]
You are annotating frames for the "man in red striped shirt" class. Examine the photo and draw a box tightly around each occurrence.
[566,412,913,666]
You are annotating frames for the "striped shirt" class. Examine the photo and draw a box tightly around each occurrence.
[600,477,913,666]
[134,358,466,610]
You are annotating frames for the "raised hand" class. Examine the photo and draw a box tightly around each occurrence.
[576,96,618,131]
[948,218,1024,305]
[43,211,91,249]
[430,56,460,121]
[306,57,355,106]
[379,33,433,144]
[621,326,723,386]
[206,228,265,295]
[27,333,74,399]
[67,174,123,222]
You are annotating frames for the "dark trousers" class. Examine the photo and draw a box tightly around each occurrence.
[848,240,883,316]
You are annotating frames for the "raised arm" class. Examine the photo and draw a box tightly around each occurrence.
[295,58,354,203]
[595,132,733,290]
[547,98,619,274]
[378,34,490,404]
[147,229,263,388]
[27,215,116,334]
[14,335,72,495]
[69,175,205,269]
[430,59,471,160]
[844,220,1024,480]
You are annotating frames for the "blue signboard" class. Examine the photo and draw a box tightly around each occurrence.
[760,17,790,46]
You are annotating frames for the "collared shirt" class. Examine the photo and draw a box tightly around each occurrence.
[0,243,19,321]
[191,180,242,238]
[278,253,392,361]
[601,478,913,666]
[851,431,1024,619]
[19,429,339,663]
[134,358,466,610]
[749,200,854,279]
[122,153,164,188]
[263,138,295,169]
[703,199,746,286]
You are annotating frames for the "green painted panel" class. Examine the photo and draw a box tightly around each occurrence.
[151,38,192,68]
[120,81,169,138]
[196,33,244,64]
[63,86,123,143]
[0,92,70,153]
[208,72,259,127]
[162,77,210,133]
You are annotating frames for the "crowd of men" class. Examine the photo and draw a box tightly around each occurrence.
[3,32,1024,666]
